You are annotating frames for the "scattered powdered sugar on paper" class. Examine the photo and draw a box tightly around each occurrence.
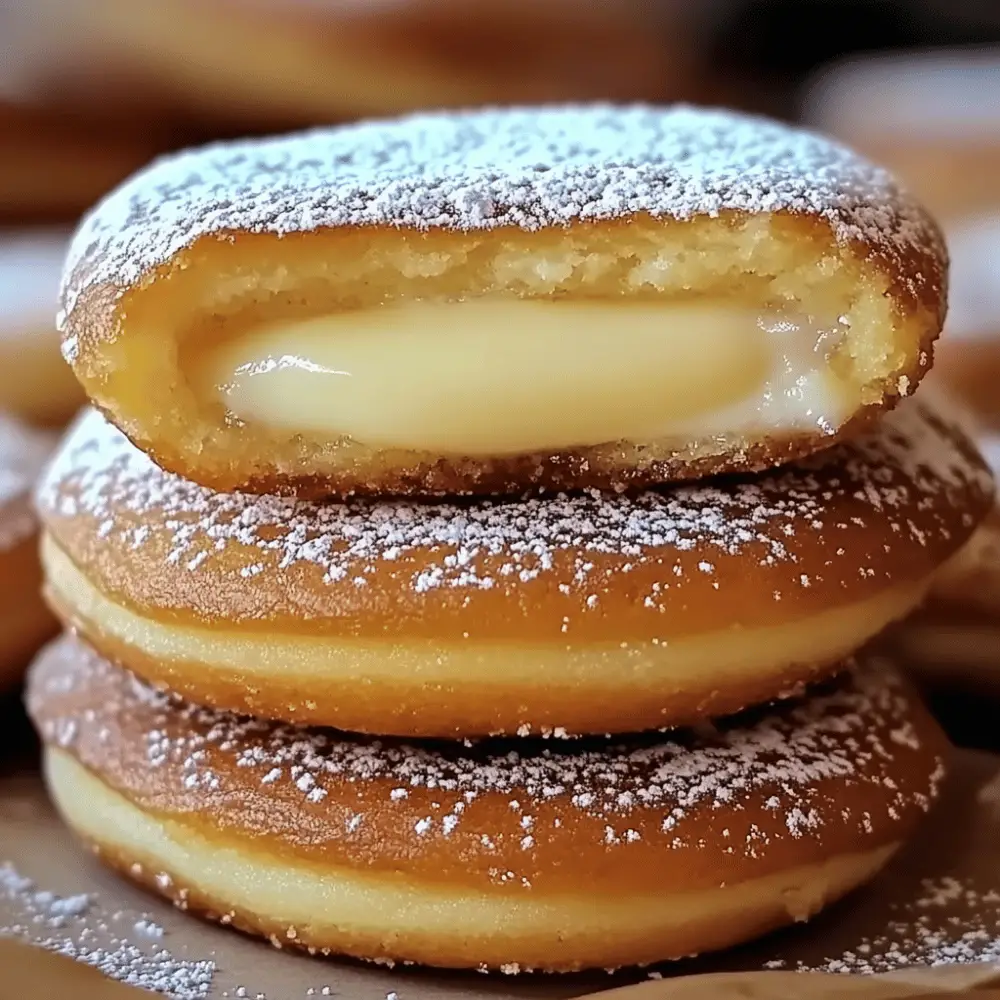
[37,400,992,609]
[59,103,941,343]
[0,862,214,998]
[807,876,1000,973]
[30,638,944,861]
[0,413,54,551]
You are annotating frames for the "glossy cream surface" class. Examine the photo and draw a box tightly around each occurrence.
[204,301,850,454]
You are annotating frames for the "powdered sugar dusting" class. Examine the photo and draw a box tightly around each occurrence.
[59,104,941,339]
[37,401,992,607]
[805,876,1000,973]
[0,413,54,551]
[29,637,945,862]
[0,863,214,998]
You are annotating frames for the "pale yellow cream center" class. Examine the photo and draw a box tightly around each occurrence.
[203,300,848,455]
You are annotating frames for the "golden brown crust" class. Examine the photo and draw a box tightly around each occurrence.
[28,635,947,898]
[45,589,842,736]
[115,393,909,501]
[59,106,947,496]
[60,110,949,365]
[37,403,993,641]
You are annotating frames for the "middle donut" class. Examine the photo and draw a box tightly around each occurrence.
[37,401,992,738]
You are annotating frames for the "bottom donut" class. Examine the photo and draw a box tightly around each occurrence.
[28,636,949,972]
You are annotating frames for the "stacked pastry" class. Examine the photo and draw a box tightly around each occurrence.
[26,106,995,972]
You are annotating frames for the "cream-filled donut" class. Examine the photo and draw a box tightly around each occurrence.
[0,412,57,690]
[0,230,84,426]
[35,401,992,737]
[28,635,948,972]
[59,105,946,497]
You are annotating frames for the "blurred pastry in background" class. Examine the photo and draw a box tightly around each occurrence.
[802,50,1000,222]
[6,0,699,130]
[0,101,160,223]
[0,412,57,692]
[927,215,1000,428]
[889,509,1000,698]
[0,230,82,427]
[888,420,1000,698]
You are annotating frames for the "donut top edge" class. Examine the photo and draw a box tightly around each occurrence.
[58,103,942,336]
[37,401,992,599]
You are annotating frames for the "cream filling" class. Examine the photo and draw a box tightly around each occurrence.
[204,301,850,456]
[45,539,927,693]
[47,750,896,966]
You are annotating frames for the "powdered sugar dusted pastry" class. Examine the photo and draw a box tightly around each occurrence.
[29,635,947,972]
[60,105,946,498]
[0,412,57,689]
[0,231,83,426]
[35,401,991,737]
